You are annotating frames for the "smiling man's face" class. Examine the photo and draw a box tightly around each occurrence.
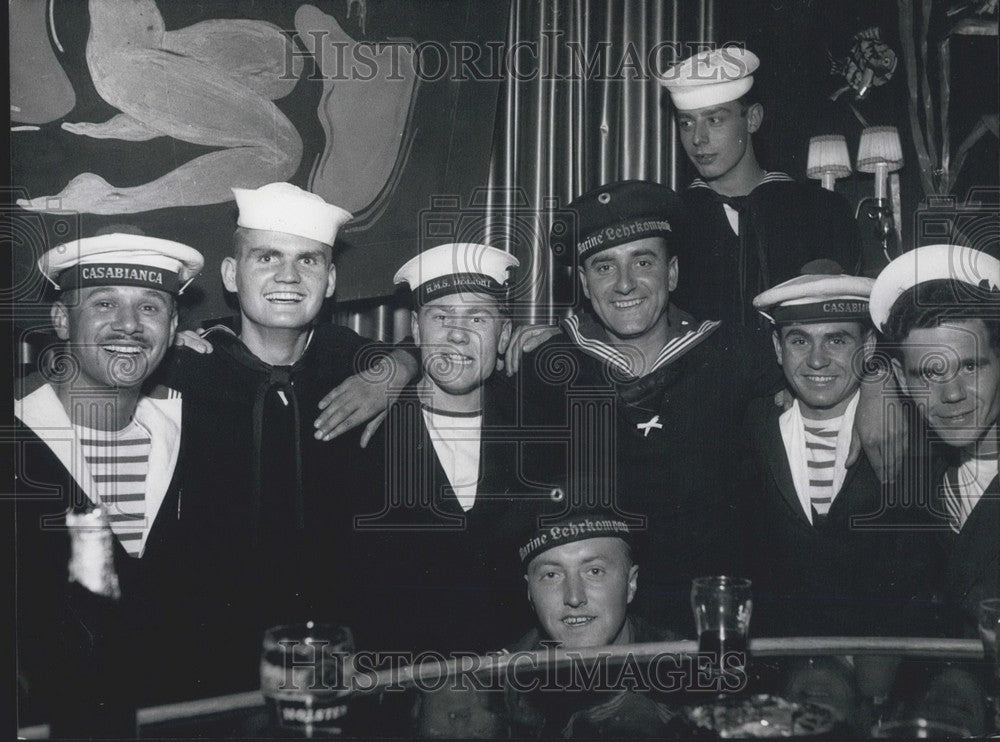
[893,320,1000,451]
[526,537,638,649]
[774,321,869,420]
[412,291,511,399]
[578,237,676,347]
[222,228,335,334]
[52,285,177,389]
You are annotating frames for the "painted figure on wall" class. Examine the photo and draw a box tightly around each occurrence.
[16,0,417,218]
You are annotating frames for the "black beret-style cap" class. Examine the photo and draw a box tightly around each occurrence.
[549,180,686,266]
[518,507,633,566]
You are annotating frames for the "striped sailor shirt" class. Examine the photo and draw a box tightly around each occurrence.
[803,415,844,526]
[75,420,152,556]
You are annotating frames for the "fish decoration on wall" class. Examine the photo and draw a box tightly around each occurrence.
[829,26,898,104]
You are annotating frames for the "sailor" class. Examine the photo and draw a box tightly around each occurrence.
[163,182,418,696]
[873,244,1000,636]
[353,242,556,654]
[15,228,203,729]
[747,263,902,637]
[659,47,862,325]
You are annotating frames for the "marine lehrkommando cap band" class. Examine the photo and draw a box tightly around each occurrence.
[549,180,685,266]
[519,510,632,565]
[754,260,874,325]
[869,244,1000,331]
[394,243,519,306]
[232,182,352,247]
[659,47,760,111]
[39,233,205,294]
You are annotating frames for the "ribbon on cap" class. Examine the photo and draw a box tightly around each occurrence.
[519,514,631,564]
[57,263,180,293]
[414,272,508,306]
[768,300,870,325]
[577,218,673,262]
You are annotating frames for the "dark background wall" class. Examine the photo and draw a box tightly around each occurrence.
[710,0,998,269]
[10,0,507,339]
[9,0,998,347]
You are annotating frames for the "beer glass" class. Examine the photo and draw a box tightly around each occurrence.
[691,576,752,675]
[260,622,354,737]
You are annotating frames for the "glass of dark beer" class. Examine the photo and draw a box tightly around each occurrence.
[260,622,355,737]
[691,576,753,676]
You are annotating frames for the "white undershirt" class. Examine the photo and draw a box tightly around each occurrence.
[723,204,740,235]
[422,408,482,512]
[942,433,998,533]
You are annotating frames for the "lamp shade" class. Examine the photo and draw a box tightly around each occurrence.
[806,135,852,180]
[856,126,904,173]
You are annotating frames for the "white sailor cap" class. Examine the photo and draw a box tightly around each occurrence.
[232,182,352,247]
[39,233,204,295]
[659,47,760,111]
[394,243,519,306]
[754,261,874,325]
[869,244,1000,331]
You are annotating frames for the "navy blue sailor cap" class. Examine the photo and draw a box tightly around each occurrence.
[549,180,686,266]
[519,507,634,566]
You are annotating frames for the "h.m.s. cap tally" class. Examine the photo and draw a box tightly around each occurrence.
[394,243,519,306]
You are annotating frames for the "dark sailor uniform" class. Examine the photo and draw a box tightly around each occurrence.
[502,615,681,738]
[351,374,556,655]
[742,397,915,637]
[13,374,186,728]
[903,451,1000,638]
[159,321,383,698]
[515,306,782,633]
[675,175,862,326]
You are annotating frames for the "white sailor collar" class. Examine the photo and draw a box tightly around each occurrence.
[14,381,183,557]
[688,171,795,194]
[561,306,721,379]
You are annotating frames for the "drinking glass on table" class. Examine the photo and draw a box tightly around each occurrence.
[691,576,752,677]
[260,622,355,737]
[980,598,1000,733]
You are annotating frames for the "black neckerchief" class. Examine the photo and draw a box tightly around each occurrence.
[203,324,311,541]
[688,174,797,324]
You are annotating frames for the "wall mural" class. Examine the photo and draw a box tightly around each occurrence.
[296,4,417,214]
[17,0,304,214]
[10,0,77,125]
[10,0,506,327]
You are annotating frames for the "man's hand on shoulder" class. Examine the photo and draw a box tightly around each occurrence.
[848,371,908,483]
[173,328,213,354]
[314,348,417,445]
[503,324,561,376]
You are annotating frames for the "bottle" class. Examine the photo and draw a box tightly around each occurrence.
[48,506,137,738]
